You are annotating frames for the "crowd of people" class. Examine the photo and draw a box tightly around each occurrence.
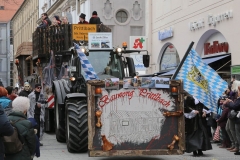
[183,76,240,157]
[0,82,46,160]
[37,10,102,29]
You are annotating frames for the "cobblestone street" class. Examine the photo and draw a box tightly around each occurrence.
[36,133,240,160]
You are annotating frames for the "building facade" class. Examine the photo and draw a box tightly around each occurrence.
[11,0,39,87]
[39,0,145,47]
[0,0,23,87]
[148,0,240,81]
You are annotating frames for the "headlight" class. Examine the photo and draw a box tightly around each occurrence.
[81,48,85,53]
[70,77,76,81]
[117,48,122,53]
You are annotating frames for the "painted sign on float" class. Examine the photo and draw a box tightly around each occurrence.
[97,88,175,145]
[72,24,97,41]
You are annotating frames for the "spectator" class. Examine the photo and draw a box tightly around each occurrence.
[224,86,240,155]
[19,82,31,97]
[216,104,231,148]
[78,13,89,24]
[52,15,61,26]
[61,16,69,24]
[6,86,17,101]
[0,86,12,116]
[5,97,36,160]
[0,105,14,160]
[14,87,19,95]
[28,84,47,146]
[37,13,51,28]
[89,11,102,24]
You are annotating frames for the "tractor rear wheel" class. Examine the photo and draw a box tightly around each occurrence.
[54,93,66,142]
[65,99,88,153]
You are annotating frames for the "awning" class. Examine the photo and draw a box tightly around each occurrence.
[15,42,32,58]
[161,54,230,76]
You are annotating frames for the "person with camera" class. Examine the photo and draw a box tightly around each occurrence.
[223,86,240,155]
[216,99,231,148]
[27,84,47,146]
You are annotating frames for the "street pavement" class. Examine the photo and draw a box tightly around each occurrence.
[36,133,240,160]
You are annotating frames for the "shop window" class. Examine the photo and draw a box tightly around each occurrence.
[116,10,128,23]
[160,45,180,71]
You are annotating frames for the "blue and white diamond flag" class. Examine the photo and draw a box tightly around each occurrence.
[74,43,99,80]
[175,49,228,113]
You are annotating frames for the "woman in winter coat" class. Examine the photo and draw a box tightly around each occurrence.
[0,105,14,160]
[5,97,36,160]
[0,86,12,116]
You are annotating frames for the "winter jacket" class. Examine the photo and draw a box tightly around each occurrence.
[28,91,47,140]
[217,107,229,127]
[0,105,14,160]
[19,90,31,97]
[89,15,102,24]
[5,112,36,160]
[7,94,17,101]
[37,17,52,28]
[0,97,12,116]
[226,97,240,124]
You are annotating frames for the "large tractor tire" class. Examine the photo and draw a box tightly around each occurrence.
[65,99,88,153]
[54,93,66,142]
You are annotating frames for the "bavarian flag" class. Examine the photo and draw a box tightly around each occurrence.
[174,48,228,113]
[74,43,99,80]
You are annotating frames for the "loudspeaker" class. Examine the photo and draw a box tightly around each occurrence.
[143,55,150,68]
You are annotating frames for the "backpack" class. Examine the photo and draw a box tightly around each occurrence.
[3,119,24,154]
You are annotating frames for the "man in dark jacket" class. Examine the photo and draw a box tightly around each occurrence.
[89,11,102,24]
[0,105,14,160]
[37,13,51,28]
[78,13,89,24]
[19,82,31,97]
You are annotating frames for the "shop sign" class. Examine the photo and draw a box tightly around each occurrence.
[88,32,112,50]
[208,10,233,26]
[204,41,229,55]
[189,18,204,31]
[130,36,147,50]
[72,24,97,41]
[231,66,240,75]
[158,27,173,40]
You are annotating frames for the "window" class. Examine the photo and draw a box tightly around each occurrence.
[130,26,143,36]
[0,6,4,10]
[26,60,31,76]
[160,45,180,71]
[10,38,13,45]
[116,10,128,23]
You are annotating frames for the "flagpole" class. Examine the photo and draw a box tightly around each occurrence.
[172,41,195,79]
